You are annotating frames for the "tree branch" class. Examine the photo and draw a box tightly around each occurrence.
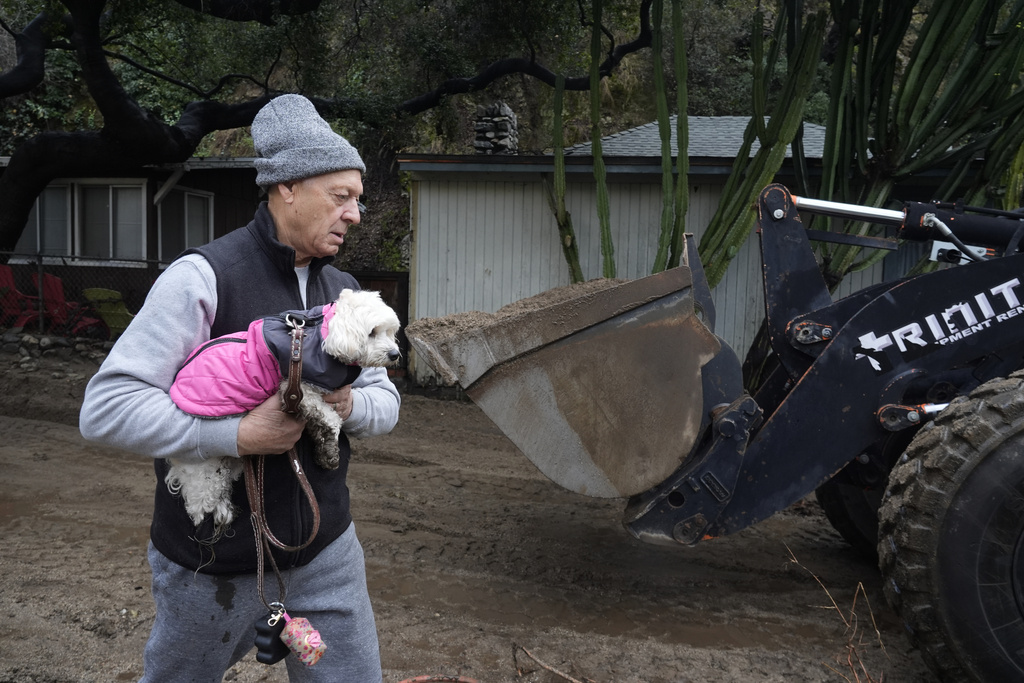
[64,0,143,129]
[0,12,58,98]
[103,48,207,96]
[398,0,653,115]
[102,49,268,99]
[170,0,324,26]
[174,96,269,147]
[344,0,369,48]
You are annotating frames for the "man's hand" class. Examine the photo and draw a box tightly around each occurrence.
[237,392,306,456]
[322,385,353,420]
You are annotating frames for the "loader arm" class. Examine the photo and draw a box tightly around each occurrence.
[407,183,1024,549]
[626,184,1024,545]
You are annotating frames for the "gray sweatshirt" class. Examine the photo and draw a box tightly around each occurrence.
[79,254,400,462]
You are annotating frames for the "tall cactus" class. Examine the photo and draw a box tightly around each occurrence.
[651,0,689,274]
[815,0,1024,287]
[698,6,827,287]
[589,0,616,279]
[1004,139,1024,211]
[544,73,585,284]
[668,0,688,270]
[651,0,675,274]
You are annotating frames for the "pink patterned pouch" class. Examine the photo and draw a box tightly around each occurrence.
[279,613,327,666]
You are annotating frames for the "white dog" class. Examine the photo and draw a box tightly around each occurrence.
[165,288,401,533]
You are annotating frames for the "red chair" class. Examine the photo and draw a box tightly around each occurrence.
[0,264,40,329]
[31,272,108,338]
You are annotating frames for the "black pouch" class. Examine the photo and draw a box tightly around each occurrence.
[253,605,290,664]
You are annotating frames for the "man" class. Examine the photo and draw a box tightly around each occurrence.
[80,94,398,682]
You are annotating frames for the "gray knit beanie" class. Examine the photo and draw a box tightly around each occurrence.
[251,94,366,188]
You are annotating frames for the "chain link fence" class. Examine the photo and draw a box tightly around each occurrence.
[0,253,410,375]
[0,251,162,341]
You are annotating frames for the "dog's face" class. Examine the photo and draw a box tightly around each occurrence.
[322,288,401,367]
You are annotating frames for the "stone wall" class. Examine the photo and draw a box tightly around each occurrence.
[473,102,518,155]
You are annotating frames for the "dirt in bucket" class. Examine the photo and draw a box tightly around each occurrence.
[405,278,627,344]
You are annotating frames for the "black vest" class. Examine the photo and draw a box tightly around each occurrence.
[151,203,360,574]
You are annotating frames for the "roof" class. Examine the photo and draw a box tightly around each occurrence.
[564,115,826,159]
[0,156,258,170]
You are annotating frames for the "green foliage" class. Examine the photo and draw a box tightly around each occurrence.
[0,0,311,144]
[0,50,94,154]
[373,238,406,272]
[682,0,760,116]
[0,0,58,24]
[0,0,752,158]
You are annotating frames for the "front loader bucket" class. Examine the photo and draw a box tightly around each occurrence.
[406,264,720,498]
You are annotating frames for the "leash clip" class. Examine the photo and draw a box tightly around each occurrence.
[267,601,286,626]
[285,314,306,363]
[282,314,306,414]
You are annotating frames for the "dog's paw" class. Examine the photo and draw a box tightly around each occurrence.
[301,405,342,470]
[313,440,341,470]
[211,501,239,531]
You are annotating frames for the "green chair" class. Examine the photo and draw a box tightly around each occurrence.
[82,287,135,338]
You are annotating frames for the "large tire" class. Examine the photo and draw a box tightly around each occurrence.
[816,433,913,559]
[815,475,883,559]
[878,372,1024,682]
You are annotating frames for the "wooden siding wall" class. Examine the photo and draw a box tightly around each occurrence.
[414,180,566,317]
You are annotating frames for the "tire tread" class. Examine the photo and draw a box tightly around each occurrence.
[878,371,1024,682]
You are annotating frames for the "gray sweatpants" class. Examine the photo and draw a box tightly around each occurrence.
[140,524,382,682]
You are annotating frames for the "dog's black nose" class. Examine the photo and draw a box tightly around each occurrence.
[388,349,400,362]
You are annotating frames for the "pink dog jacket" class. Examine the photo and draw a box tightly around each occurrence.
[170,303,356,417]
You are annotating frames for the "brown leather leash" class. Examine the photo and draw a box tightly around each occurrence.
[280,314,306,414]
[243,314,322,609]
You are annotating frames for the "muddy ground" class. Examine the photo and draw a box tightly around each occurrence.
[0,348,935,682]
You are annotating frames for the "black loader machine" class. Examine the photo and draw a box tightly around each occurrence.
[405,183,1024,682]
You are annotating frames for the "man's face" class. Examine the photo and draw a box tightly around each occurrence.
[277,169,363,266]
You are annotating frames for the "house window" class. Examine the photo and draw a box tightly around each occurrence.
[158,188,213,261]
[15,185,71,256]
[78,183,146,260]
[17,179,148,262]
